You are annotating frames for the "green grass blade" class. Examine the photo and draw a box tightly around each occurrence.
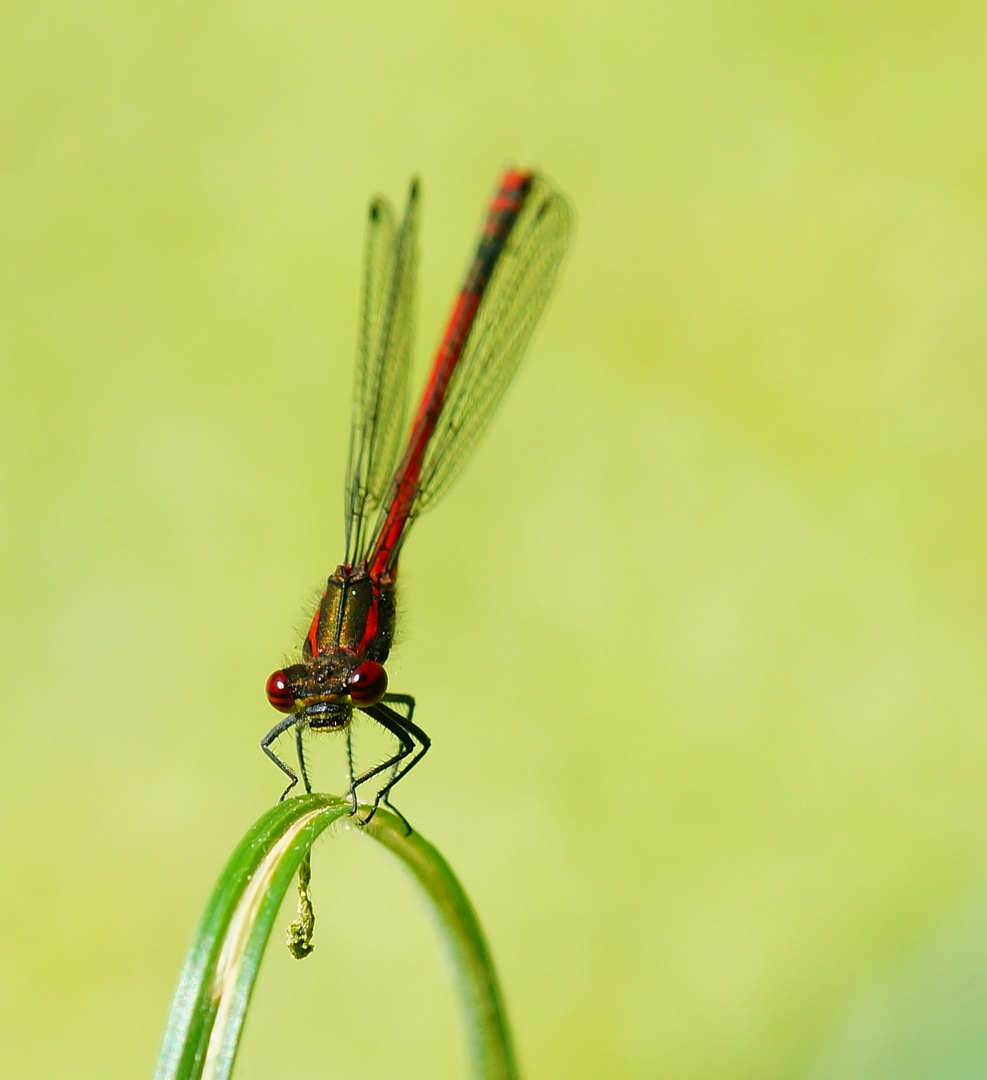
[365,808,519,1080]
[154,794,349,1080]
[154,797,518,1080]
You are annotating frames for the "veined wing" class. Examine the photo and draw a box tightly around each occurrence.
[366,171,571,579]
[343,179,419,565]
[415,175,570,511]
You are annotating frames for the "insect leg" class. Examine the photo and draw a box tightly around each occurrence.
[349,702,416,824]
[294,722,313,794]
[381,693,417,786]
[354,702,430,832]
[372,707,430,828]
[382,692,416,721]
[345,725,357,813]
[261,714,301,801]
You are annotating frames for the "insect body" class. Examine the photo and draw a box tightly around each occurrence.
[261,170,570,822]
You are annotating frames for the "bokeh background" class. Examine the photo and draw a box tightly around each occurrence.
[3,2,987,1078]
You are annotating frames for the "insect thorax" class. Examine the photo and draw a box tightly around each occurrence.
[304,564,395,664]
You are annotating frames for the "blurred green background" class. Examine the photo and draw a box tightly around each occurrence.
[3,1,987,1078]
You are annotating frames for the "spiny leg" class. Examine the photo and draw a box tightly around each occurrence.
[345,696,417,802]
[261,714,301,801]
[345,725,357,813]
[381,694,416,787]
[353,702,430,832]
[294,722,313,795]
[372,706,430,827]
[383,692,416,719]
[349,702,416,824]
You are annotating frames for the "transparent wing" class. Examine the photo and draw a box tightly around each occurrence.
[344,179,419,563]
[413,177,570,513]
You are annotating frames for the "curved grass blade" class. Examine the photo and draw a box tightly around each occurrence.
[154,795,349,1080]
[154,797,518,1080]
[363,808,519,1080]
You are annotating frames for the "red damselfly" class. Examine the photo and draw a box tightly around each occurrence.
[262,170,570,827]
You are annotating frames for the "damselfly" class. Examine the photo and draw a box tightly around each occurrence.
[262,170,570,825]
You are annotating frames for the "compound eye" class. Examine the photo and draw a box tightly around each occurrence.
[347,661,387,706]
[266,670,295,712]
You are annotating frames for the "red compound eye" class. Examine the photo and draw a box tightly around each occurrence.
[265,670,295,712]
[347,661,387,706]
